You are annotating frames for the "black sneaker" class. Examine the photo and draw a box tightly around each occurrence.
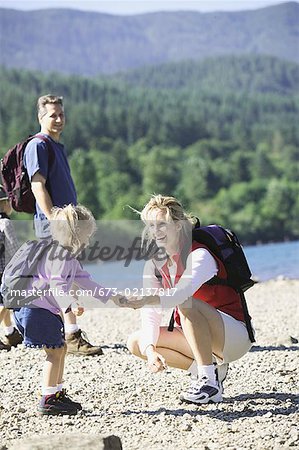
[3,328,23,347]
[59,389,82,411]
[38,392,78,415]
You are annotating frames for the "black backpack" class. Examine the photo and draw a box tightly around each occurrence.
[192,224,255,293]
[0,239,53,309]
[1,134,54,214]
[165,223,256,342]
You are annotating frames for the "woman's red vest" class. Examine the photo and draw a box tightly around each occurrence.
[157,241,245,326]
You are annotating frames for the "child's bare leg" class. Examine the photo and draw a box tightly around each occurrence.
[57,344,67,386]
[0,306,10,323]
[0,307,23,347]
[43,346,66,390]
[39,344,78,415]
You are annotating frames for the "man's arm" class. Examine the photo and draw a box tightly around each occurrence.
[31,172,53,219]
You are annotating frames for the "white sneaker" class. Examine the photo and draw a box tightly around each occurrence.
[188,362,229,390]
[180,376,223,405]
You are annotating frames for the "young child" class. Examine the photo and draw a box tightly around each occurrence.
[12,204,123,415]
[0,185,23,350]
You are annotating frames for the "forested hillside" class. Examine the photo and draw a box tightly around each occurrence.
[117,55,299,95]
[0,2,298,75]
[0,54,298,244]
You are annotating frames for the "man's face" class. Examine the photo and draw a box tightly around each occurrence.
[39,103,65,138]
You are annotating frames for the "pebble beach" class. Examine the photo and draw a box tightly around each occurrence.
[0,279,298,450]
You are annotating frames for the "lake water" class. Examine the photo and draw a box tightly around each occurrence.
[86,240,299,289]
[244,240,299,281]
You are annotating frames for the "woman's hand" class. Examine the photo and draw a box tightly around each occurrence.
[146,346,168,373]
[112,294,160,309]
[112,294,147,309]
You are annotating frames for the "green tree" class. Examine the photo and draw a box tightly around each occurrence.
[141,146,182,196]
[69,149,101,217]
[260,179,297,241]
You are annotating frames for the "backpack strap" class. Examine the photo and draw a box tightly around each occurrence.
[168,310,175,332]
[238,290,256,343]
[154,265,176,332]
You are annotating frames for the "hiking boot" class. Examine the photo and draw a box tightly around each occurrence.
[66,329,103,356]
[3,328,23,347]
[59,389,82,411]
[0,339,11,351]
[180,376,223,405]
[38,392,77,416]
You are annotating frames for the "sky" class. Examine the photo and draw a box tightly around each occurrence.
[0,0,294,15]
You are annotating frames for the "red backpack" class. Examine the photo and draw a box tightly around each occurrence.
[1,134,54,214]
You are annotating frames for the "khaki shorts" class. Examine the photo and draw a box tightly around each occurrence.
[215,310,253,365]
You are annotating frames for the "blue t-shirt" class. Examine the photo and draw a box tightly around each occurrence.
[24,134,77,237]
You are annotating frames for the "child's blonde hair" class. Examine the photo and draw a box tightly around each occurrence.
[50,204,96,253]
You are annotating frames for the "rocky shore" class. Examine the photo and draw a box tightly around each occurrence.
[0,279,298,450]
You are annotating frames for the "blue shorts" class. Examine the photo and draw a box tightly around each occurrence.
[14,307,65,349]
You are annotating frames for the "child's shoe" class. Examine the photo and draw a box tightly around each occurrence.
[59,389,82,411]
[0,339,11,351]
[66,329,103,356]
[38,392,77,415]
[3,328,23,347]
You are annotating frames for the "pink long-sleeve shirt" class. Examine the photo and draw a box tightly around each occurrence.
[29,247,110,314]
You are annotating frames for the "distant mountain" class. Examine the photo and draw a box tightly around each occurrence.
[115,55,299,96]
[0,2,298,75]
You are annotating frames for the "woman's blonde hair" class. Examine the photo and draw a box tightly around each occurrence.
[50,204,96,254]
[138,194,197,249]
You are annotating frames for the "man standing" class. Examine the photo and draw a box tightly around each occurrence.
[24,94,103,356]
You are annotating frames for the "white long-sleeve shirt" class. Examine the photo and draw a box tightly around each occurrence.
[139,248,218,354]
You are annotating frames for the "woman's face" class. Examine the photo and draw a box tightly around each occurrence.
[146,209,180,254]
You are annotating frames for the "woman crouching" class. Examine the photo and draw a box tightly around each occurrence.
[119,195,253,405]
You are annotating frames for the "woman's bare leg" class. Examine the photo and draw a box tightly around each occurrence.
[127,327,195,370]
[178,298,225,366]
[128,297,225,371]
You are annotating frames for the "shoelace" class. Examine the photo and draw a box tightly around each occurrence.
[77,330,93,346]
[60,389,75,401]
[100,343,130,353]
